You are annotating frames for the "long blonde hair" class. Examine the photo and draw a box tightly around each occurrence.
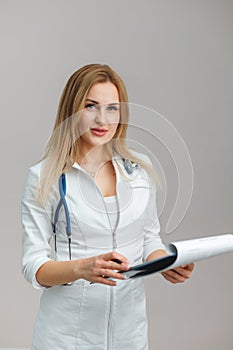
[36,63,160,204]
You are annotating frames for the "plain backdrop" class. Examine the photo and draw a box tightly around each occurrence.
[0,0,233,349]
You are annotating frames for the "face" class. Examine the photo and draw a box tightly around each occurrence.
[77,82,120,152]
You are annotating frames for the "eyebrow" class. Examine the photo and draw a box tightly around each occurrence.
[85,98,120,106]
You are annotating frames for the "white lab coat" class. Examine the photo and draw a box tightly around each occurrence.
[21,150,165,350]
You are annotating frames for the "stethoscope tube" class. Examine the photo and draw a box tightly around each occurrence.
[53,158,138,260]
[53,173,72,260]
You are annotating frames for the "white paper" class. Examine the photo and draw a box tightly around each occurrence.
[163,233,233,271]
[121,233,233,279]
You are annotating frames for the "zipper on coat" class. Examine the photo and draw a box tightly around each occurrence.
[107,286,114,350]
[80,163,120,350]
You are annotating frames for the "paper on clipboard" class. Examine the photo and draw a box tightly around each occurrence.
[121,233,233,280]
[166,233,233,269]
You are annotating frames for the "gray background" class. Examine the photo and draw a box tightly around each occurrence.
[1,0,233,349]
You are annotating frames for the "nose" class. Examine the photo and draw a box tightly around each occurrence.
[95,105,108,125]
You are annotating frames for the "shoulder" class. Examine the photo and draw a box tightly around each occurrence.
[23,160,46,186]
[128,149,153,166]
[21,159,55,208]
[127,149,158,190]
[114,149,153,183]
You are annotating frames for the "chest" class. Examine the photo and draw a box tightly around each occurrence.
[52,165,152,249]
[94,161,117,197]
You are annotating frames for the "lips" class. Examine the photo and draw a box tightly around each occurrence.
[90,128,108,136]
[91,128,108,131]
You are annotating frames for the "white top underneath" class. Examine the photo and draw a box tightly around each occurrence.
[103,195,119,229]
[103,194,117,202]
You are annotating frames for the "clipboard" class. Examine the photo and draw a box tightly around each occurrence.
[119,254,177,279]
[118,233,233,280]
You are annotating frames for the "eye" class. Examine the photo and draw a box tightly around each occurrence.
[107,105,119,112]
[85,103,96,110]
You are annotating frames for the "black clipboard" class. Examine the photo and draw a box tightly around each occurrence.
[119,254,177,279]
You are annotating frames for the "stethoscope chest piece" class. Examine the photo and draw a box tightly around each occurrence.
[122,158,139,175]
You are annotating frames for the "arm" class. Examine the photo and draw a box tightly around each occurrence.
[21,166,54,289]
[142,179,167,262]
[142,156,194,284]
[145,239,195,284]
[36,252,129,287]
[146,250,194,284]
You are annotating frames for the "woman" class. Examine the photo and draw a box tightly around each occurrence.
[21,63,194,350]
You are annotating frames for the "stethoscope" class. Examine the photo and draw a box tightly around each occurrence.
[52,158,139,260]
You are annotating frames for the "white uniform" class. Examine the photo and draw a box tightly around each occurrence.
[21,150,165,350]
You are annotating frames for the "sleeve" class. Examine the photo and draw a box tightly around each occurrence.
[141,154,166,261]
[143,184,166,261]
[21,166,53,289]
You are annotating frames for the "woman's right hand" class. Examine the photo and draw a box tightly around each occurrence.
[77,251,130,286]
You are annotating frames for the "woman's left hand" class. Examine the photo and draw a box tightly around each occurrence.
[161,263,195,284]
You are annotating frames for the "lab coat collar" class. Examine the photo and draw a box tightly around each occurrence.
[71,149,122,172]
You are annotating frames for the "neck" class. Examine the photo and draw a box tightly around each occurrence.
[76,143,113,168]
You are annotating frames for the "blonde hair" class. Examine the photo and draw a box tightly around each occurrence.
[36,63,160,204]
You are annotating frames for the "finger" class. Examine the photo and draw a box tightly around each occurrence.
[161,272,181,284]
[99,268,126,281]
[180,263,195,270]
[162,270,186,283]
[108,260,129,271]
[185,263,195,271]
[171,267,191,279]
[102,252,129,265]
[99,260,129,271]
[94,276,117,286]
